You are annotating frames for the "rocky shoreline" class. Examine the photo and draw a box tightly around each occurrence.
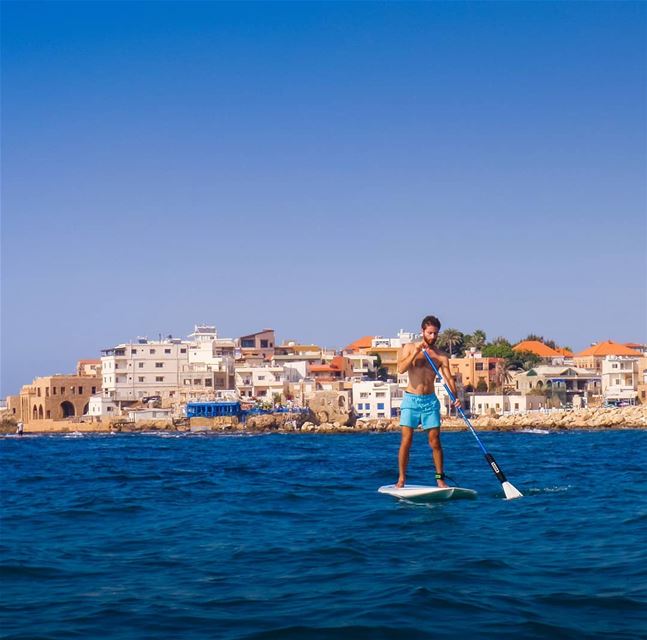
[1,405,645,435]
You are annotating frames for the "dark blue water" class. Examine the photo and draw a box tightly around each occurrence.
[1,430,646,640]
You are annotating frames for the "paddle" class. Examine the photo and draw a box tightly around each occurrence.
[421,349,523,500]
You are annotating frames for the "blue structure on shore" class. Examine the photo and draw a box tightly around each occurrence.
[185,401,241,418]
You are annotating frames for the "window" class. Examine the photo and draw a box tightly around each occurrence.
[360,392,369,398]
[514,403,519,410]
[165,348,171,354]
[139,362,144,368]
[194,379,201,385]
[180,348,186,354]
[92,387,96,394]
[60,387,65,395]
[357,403,363,410]
[46,388,49,397]
[184,379,190,385]
[150,349,156,354]
[132,349,137,355]
[378,412,385,417]
[155,363,163,368]
[376,392,386,398]
[241,339,255,348]
[475,363,484,371]
[377,403,385,410]
[78,387,83,394]
[258,375,265,381]
[260,339,269,348]
[205,379,212,386]
[156,376,164,382]
[53,387,57,395]
[138,377,145,382]
[107,407,113,412]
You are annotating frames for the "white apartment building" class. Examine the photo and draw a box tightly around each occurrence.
[352,381,403,419]
[469,394,546,415]
[601,356,639,403]
[235,365,286,400]
[101,325,236,403]
[102,338,190,401]
[87,395,118,417]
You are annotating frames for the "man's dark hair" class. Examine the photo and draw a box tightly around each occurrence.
[421,315,441,331]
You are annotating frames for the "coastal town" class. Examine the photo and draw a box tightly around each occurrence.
[2,324,646,434]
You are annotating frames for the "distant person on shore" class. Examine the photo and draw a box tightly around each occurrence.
[16,421,24,437]
[396,315,461,488]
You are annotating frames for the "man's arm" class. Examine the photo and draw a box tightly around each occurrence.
[397,342,424,374]
[440,355,461,407]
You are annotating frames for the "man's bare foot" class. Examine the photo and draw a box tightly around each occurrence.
[395,478,405,488]
[437,478,449,488]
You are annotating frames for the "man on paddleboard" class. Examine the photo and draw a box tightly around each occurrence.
[396,315,461,488]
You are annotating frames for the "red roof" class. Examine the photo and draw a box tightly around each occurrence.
[78,359,101,364]
[575,340,642,357]
[513,340,561,357]
[344,336,373,352]
[310,355,345,373]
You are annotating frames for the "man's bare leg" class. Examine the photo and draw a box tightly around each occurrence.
[396,427,414,488]
[428,429,448,488]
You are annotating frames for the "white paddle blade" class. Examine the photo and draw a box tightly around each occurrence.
[502,481,523,500]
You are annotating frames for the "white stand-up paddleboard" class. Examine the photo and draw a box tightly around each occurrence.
[378,484,477,502]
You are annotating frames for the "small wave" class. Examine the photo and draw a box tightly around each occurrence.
[526,485,572,495]
[518,428,550,435]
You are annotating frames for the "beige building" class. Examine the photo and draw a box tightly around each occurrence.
[7,371,102,423]
[449,350,504,391]
[573,340,642,372]
[512,365,601,406]
[235,364,285,400]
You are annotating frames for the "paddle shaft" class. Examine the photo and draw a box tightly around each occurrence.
[421,349,510,484]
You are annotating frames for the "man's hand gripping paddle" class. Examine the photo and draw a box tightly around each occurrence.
[422,349,523,500]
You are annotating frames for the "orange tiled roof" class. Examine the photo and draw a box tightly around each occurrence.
[624,342,643,349]
[575,340,642,357]
[78,359,101,364]
[555,348,573,357]
[344,336,374,352]
[513,340,561,357]
[310,355,345,373]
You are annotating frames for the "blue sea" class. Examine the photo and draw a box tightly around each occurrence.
[1,430,646,640]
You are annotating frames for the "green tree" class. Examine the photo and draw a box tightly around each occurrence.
[476,379,489,392]
[507,350,542,371]
[481,343,515,359]
[437,328,463,357]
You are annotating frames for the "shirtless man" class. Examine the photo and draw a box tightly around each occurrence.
[396,315,461,488]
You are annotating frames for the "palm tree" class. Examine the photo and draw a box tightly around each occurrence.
[496,360,514,393]
[437,328,463,357]
[465,329,487,351]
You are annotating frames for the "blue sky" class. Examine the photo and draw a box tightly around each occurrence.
[2,1,646,396]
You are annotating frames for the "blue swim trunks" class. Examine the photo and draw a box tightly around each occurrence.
[400,392,441,429]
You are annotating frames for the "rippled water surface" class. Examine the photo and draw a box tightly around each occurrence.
[1,430,646,639]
